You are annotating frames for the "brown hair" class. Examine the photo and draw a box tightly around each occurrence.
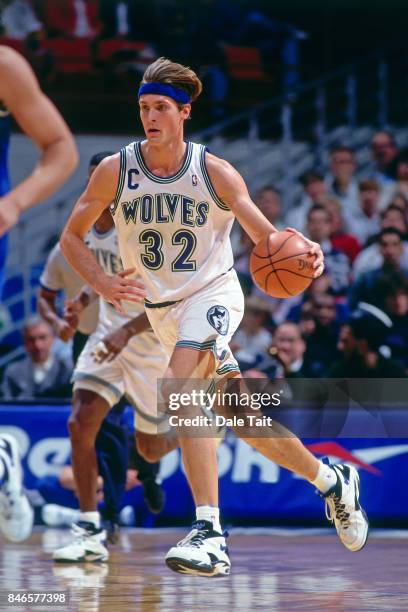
[141,57,203,103]
[320,195,341,211]
[359,179,380,192]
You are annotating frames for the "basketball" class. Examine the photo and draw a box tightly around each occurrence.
[250,230,316,298]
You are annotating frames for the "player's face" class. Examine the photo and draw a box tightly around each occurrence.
[139,94,190,145]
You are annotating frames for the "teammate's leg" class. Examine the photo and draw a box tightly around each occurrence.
[53,390,111,562]
[68,390,111,511]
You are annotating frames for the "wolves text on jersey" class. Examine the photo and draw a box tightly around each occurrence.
[120,193,209,227]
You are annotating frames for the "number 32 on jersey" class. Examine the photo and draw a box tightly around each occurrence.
[140,229,197,272]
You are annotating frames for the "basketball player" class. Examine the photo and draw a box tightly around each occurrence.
[0,46,77,544]
[53,198,177,562]
[60,58,369,576]
[0,45,78,288]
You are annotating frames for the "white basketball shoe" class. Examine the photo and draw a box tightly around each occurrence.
[0,434,34,542]
[53,521,109,562]
[323,461,369,552]
[165,520,230,576]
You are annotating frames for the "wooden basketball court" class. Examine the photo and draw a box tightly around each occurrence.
[1,528,407,611]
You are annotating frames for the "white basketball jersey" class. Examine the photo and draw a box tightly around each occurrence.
[111,141,235,303]
[88,225,144,331]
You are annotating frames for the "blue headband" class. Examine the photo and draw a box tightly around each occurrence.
[138,82,191,104]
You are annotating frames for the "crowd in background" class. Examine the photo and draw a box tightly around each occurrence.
[0,0,304,118]
[233,130,408,381]
[1,128,408,403]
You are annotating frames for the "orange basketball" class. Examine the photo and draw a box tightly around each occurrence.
[250,230,316,298]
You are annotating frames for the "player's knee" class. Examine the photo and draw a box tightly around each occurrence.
[68,408,98,446]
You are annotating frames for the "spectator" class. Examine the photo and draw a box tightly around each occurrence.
[190,0,240,117]
[234,185,283,292]
[376,272,408,368]
[255,184,283,227]
[285,171,327,233]
[381,203,408,234]
[349,228,408,309]
[326,145,360,217]
[99,0,140,39]
[298,301,316,339]
[388,148,408,200]
[322,195,361,262]
[263,321,313,378]
[154,1,195,63]
[24,31,56,83]
[232,295,273,370]
[387,192,408,216]
[0,0,42,39]
[45,0,100,38]
[330,303,406,377]
[2,316,73,400]
[234,2,307,91]
[304,292,340,377]
[352,210,408,277]
[344,179,381,246]
[306,205,350,296]
[286,272,350,327]
[370,130,399,186]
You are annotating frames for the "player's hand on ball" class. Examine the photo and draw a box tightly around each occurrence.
[285,227,325,278]
[96,268,146,313]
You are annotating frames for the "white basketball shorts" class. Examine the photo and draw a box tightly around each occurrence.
[72,328,170,435]
[145,269,245,378]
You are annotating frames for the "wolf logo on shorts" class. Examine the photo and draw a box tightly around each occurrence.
[207,305,229,336]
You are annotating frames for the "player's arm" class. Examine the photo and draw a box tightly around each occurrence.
[206,153,324,276]
[38,244,76,340]
[63,283,98,329]
[38,287,76,342]
[60,156,146,311]
[0,47,78,234]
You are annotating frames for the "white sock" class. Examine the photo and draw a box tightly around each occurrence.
[196,505,222,533]
[311,461,337,494]
[79,511,100,528]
